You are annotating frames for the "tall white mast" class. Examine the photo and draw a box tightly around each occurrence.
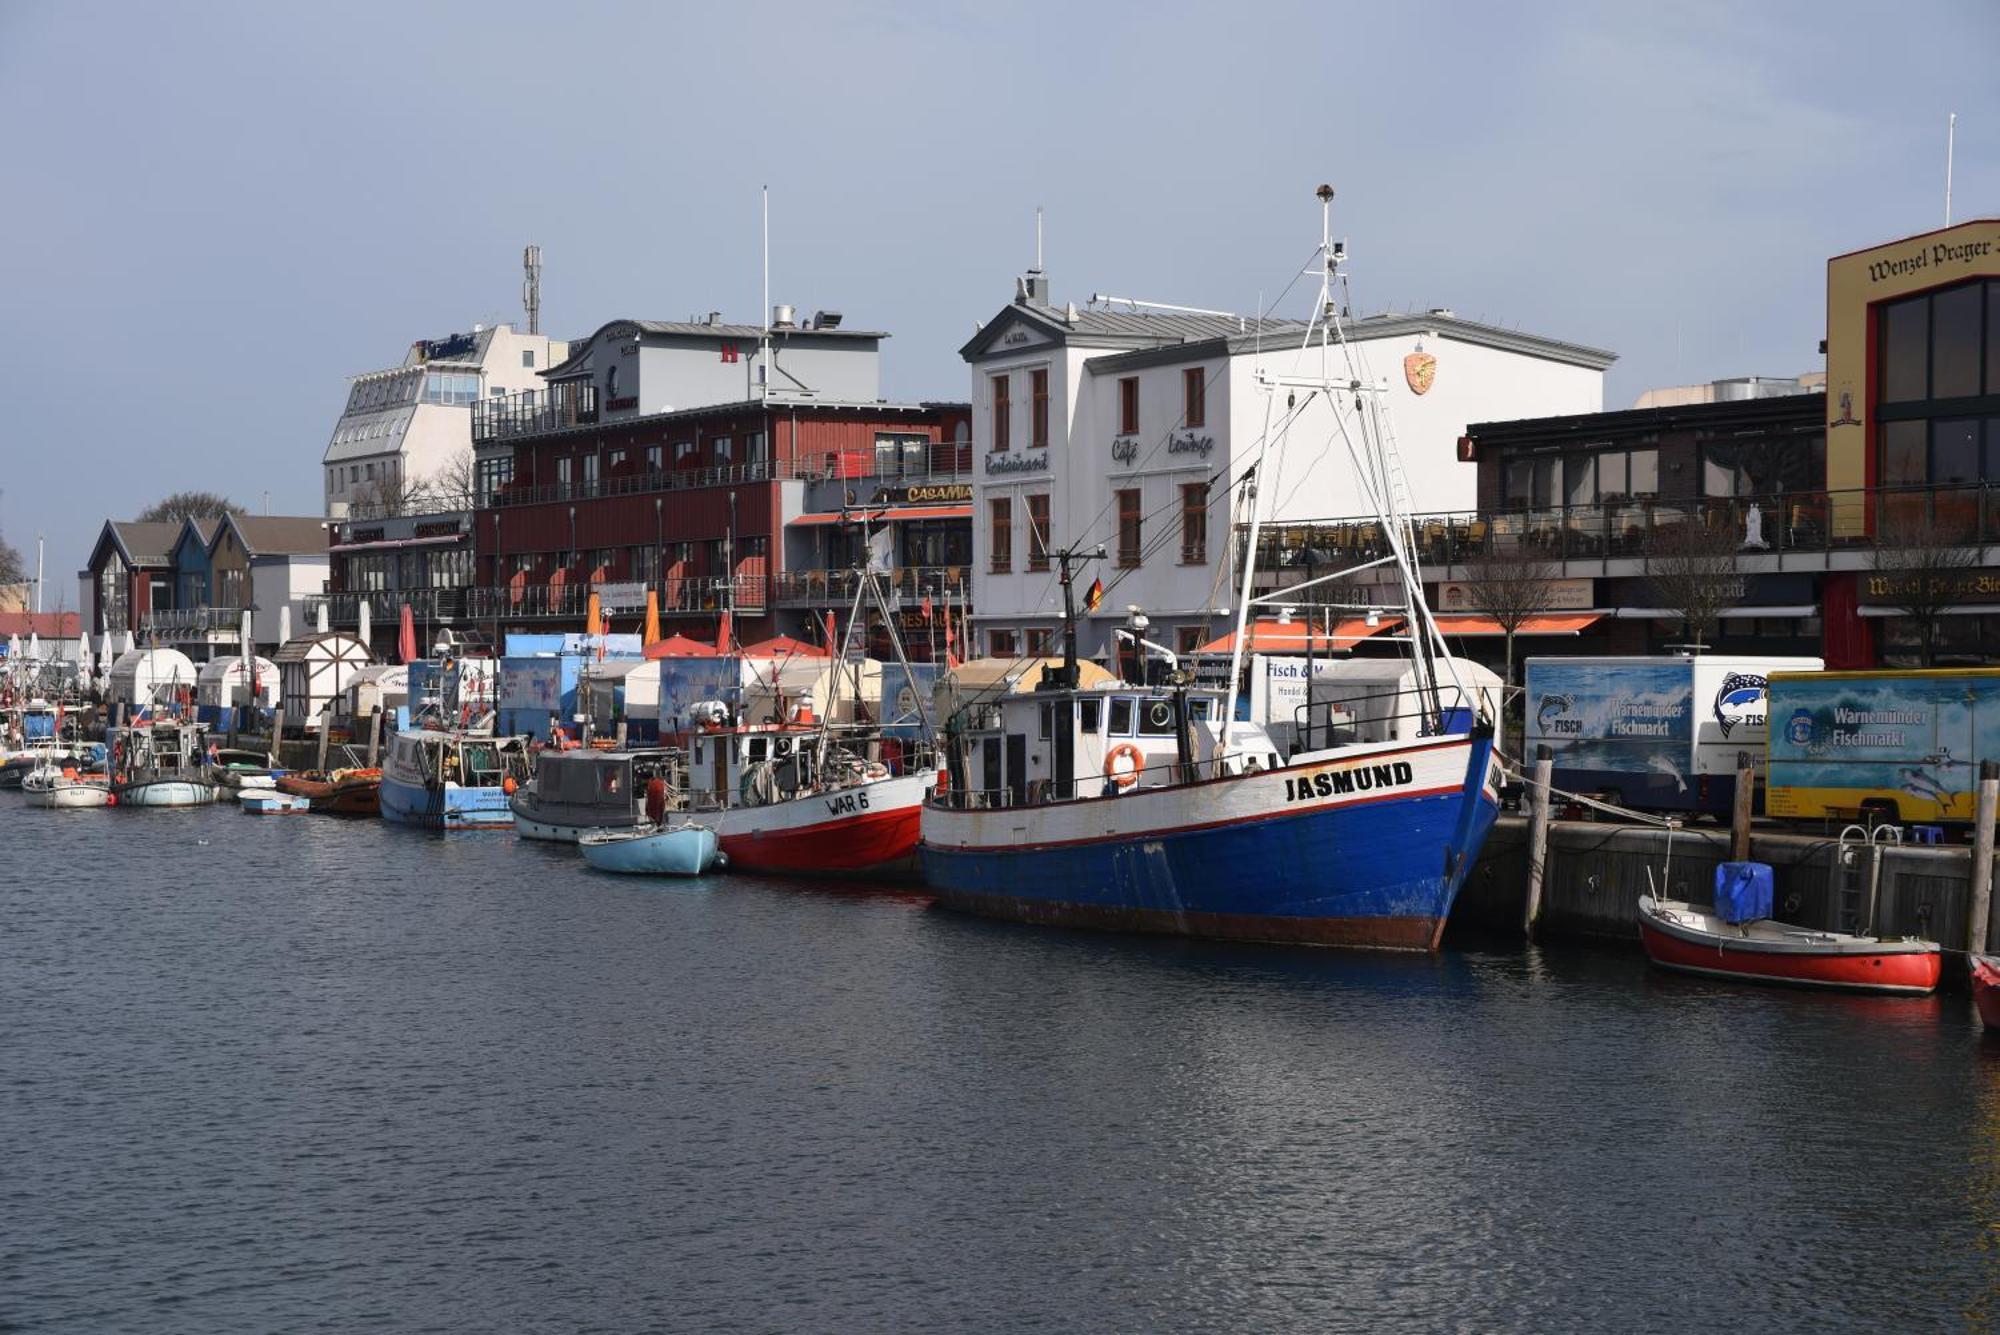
[1946,113,1957,227]
[761,185,771,404]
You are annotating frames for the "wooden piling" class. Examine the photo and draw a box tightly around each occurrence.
[1730,750,1754,863]
[268,706,285,768]
[616,718,628,750]
[1523,744,1555,940]
[1968,760,1999,956]
[315,706,332,774]
[366,706,382,769]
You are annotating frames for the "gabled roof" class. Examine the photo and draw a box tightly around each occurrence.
[168,516,220,564]
[963,299,1617,372]
[212,513,330,559]
[90,520,181,571]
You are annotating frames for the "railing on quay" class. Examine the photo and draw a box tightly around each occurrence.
[302,588,465,626]
[140,606,246,635]
[1245,482,2000,574]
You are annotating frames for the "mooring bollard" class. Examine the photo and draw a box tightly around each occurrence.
[1968,760,1999,956]
[1523,743,1555,939]
[366,706,382,769]
[1731,750,1754,863]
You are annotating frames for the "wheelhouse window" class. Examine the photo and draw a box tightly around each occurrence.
[1119,377,1140,435]
[1079,698,1102,733]
[1031,368,1049,448]
[1116,488,1142,568]
[1183,368,1205,428]
[1108,698,1135,735]
[1026,493,1050,572]
[989,497,1012,573]
[991,374,1011,452]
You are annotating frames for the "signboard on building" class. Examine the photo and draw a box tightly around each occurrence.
[420,332,478,361]
[595,582,650,612]
[1438,577,1593,613]
[884,483,972,504]
[986,453,1049,476]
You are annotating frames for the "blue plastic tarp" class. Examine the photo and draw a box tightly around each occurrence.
[1714,861,1774,925]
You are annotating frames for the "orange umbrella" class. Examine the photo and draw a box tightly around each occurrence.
[585,590,603,638]
[643,634,719,660]
[740,635,828,658]
[642,589,661,647]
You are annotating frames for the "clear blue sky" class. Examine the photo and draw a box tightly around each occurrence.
[2,0,1995,595]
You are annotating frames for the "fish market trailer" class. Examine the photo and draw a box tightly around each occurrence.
[1524,654,1822,814]
[1766,668,2000,823]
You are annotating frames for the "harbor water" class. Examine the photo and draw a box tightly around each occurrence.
[7,797,2000,1331]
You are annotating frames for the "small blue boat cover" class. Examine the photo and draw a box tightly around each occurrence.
[1714,861,1774,924]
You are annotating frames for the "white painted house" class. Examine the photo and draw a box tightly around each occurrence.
[960,269,1615,659]
[324,324,567,518]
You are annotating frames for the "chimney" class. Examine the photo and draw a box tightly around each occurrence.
[772,304,796,329]
[707,311,722,326]
[1023,269,1050,305]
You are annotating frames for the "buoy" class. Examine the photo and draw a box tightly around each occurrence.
[502,775,518,795]
[105,793,117,807]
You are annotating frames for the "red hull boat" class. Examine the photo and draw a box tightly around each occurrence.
[276,768,382,816]
[1971,956,2000,1029]
[1637,895,1941,995]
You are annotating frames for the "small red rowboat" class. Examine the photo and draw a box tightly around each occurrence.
[1970,956,2000,1028]
[1637,895,1941,995]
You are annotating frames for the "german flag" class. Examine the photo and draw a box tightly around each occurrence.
[1083,577,1104,612]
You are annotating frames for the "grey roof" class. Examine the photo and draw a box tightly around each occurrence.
[108,521,182,567]
[544,317,887,379]
[222,514,331,557]
[964,299,1617,372]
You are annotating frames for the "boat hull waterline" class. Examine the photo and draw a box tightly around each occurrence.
[921,737,1499,951]
[379,774,515,830]
[111,780,221,808]
[716,770,933,877]
[1637,895,1942,994]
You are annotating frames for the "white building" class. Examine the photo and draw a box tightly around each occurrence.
[960,269,1615,659]
[323,324,567,518]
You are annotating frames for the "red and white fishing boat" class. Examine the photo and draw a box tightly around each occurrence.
[687,718,932,876]
[1970,955,2000,1029]
[1637,894,1941,995]
[680,562,936,878]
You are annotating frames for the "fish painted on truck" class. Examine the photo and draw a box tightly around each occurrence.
[1523,655,1821,814]
[1766,669,2000,822]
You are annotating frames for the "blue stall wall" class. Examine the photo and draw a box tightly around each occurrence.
[498,655,585,741]
[1526,660,1696,811]
[878,662,939,741]
[655,659,743,738]
[1767,671,2000,822]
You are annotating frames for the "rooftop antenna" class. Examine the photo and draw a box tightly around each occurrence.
[760,185,771,404]
[1946,112,1957,226]
[1034,205,1044,272]
[523,244,542,335]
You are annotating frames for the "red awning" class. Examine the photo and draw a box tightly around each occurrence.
[1195,617,1390,656]
[1431,612,1603,636]
[788,505,972,526]
[740,635,828,658]
[642,634,719,660]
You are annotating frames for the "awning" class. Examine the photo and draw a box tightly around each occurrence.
[330,534,466,553]
[788,505,972,526]
[1195,617,1391,656]
[1433,612,1603,636]
[1857,604,1990,617]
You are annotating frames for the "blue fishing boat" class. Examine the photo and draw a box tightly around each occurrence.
[920,186,1503,951]
[378,728,530,830]
[578,822,723,876]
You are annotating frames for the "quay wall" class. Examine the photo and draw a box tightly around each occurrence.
[1458,816,1991,956]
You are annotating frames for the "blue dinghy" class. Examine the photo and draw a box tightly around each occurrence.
[578,822,723,877]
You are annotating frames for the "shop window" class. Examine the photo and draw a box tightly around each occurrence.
[1502,456,1559,509]
[988,628,1017,657]
[1025,627,1052,656]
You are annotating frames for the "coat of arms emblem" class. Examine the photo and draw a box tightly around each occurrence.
[1404,350,1436,395]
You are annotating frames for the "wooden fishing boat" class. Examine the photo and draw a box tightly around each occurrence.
[22,764,110,809]
[1637,894,1941,995]
[1971,955,2000,1029]
[276,767,382,816]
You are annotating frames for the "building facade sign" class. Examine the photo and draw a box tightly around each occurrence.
[1111,437,1139,465]
[1438,577,1594,612]
[595,581,650,612]
[1167,430,1216,458]
[886,483,973,504]
[986,452,1049,476]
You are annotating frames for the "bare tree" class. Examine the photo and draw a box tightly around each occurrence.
[427,448,477,512]
[1869,509,1982,667]
[1646,516,1744,652]
[1456,547,1560,756]
[0,528,22,586]
[138,490,238,523]
[349,468,428,519]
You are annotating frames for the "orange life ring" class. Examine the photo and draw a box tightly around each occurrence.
[1104,743,1144,788]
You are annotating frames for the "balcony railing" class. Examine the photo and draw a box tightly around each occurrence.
[141,606,247,636]
[771,566,971,607]
[490,461,777,509]
[1246,483,2000,574]
[472,384,600,444]
[463,575,768,622]
[302,588,465,627]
